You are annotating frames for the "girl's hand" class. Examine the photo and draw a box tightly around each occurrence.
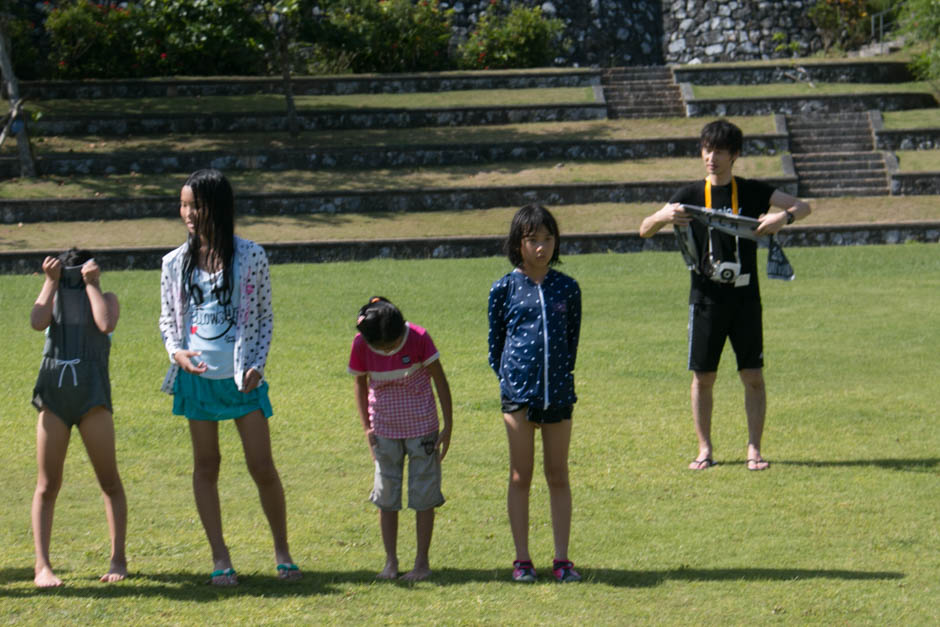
[80,259,101,287]
[174,349,208,374]
[365,428,377,461]
[437,425,452,462]
[41,256,62,282]
[242,368,261,393]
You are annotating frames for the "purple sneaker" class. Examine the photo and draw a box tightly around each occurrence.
[552,560,581,583]
[512,560,537,582]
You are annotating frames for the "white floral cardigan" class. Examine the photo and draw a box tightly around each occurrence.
[159,236,273,393]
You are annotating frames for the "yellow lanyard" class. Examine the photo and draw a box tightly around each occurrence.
[704,177,738,215]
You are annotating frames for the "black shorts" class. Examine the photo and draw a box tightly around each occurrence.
[501,396,572,424]
[688,300,763,372]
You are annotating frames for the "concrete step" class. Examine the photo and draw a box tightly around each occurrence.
[791,141,874,152]
[608,106,686,118]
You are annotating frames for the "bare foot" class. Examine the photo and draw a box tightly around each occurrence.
[400,565,431,581]
[100,560,127,583]
[35,565,63,588]
[747,457,770,471]
[376,558,398,580]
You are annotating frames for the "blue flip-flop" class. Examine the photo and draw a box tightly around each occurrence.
[276,563,302,580]
[209,567,238,586]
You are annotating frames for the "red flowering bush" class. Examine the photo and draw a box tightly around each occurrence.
[44,0,138,78]
[313,0,453,74]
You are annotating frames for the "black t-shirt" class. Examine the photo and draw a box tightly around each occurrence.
[669,177,775,304]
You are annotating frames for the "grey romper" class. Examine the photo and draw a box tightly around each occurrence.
[32,265,112,428]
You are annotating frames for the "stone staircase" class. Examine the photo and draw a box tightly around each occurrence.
[601,66,686,118]
[788,113,890,197]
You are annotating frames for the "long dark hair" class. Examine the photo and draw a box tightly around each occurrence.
[182,169,235,307]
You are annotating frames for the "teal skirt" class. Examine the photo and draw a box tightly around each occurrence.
[173,370,273,421]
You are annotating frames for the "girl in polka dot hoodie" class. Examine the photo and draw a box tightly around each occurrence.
[487,204,582,584]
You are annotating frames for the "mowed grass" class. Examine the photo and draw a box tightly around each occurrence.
[0,246,937,624]
[0,155,784,200]
[2,196,939,252]
[7,116,777,154]
[693,81,937,99]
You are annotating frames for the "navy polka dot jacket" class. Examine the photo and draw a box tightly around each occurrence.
[488,269,581,409]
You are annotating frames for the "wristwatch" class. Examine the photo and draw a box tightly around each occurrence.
[785,209,795,225]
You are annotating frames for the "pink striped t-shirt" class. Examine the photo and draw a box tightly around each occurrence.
[348,322,440,439]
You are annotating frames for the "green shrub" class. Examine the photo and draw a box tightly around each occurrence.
[131,0,272,76]
[44,0,138,78]
[808,0,878,53]
[312,0,453,74]
[456,1,566,70]
[899,0,940,81]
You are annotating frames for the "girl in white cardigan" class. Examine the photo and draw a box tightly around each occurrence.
[159,169,300,586]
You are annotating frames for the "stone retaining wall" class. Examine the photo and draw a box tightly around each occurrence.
[2,223,936,274]
[31,103,607,137]
[1,177,797,225]
[673,61,914,85]
[663,0,822,64]
[21,70,601,100]
[877,129,940,151]
[0,135,787,179]
[892,173,940,195]
[684,92,937,117]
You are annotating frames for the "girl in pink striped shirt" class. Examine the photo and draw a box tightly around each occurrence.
[348,296,453,581]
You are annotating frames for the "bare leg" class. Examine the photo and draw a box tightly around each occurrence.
[541,419,573,562]
[32,409,70,588]
[690,370,717,468]
[77,406,127,582]
[377,509,399,579]
[234,410,300,579]
[740,368,769,470]
[401,508,434,581]
[187,419,236,585]
[504,410,535,563]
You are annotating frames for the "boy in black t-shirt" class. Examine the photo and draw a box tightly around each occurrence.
[639,119,811,471]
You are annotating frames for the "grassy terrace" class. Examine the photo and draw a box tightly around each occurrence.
[24,87,598,117]
[2,196,937,252]
[0,155,784,199]
[692,81,937,99]
[4,117,778,155]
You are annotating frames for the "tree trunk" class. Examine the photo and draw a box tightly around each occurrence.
[0,28,37,177]
[279,29,299,137]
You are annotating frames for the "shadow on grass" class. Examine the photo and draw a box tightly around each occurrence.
[772,457,938,473]
[0,566,904,598]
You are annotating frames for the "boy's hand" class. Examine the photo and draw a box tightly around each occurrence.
[657,203,692,227]
[41,256,62,281]
[437,425,452,462]
[755,210,788,236]
[81,259,101,288]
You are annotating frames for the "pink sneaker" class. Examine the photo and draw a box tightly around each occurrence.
[552,559,581,583]
[512,560,537,582]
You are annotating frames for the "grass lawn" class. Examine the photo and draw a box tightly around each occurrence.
[25,88,598,118]
[896,150,940,171]
[0,246,937,624]
[693,81,936,99]
[5,117,777,155]
[1,196,939,252]
[0,155,784,200]
[882,109,940,129]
